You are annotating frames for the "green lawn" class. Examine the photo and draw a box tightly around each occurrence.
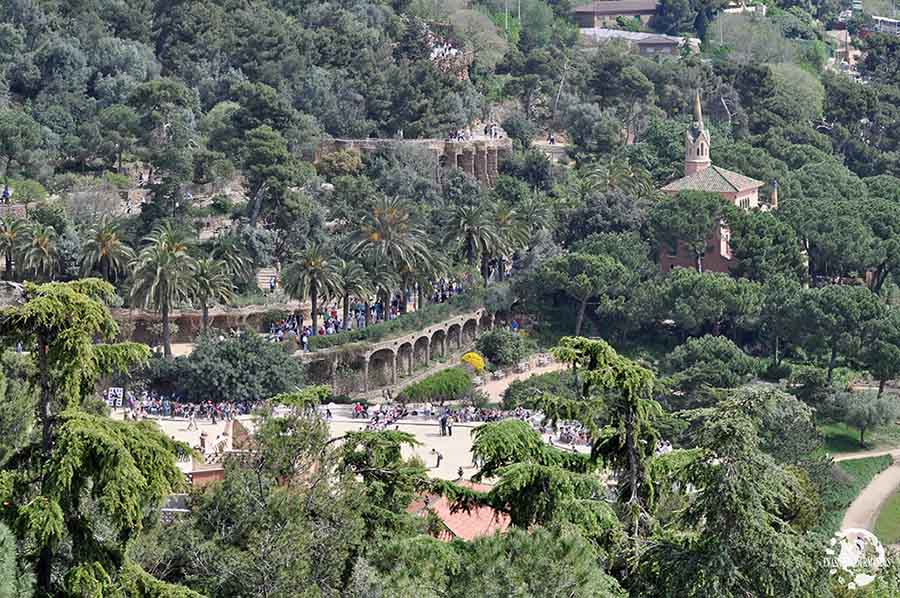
[818,455,893,536]
[875,489,900,544]
[820,421,900,454]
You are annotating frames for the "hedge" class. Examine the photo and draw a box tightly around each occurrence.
[502,370,577,410]
[398,367,473,404]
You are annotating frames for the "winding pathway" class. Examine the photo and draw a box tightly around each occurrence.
[838,448,900,532]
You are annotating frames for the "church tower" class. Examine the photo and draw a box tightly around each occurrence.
[684,90,711,177]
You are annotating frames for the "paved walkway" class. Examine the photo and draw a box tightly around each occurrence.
[118,360,569,481]
[841,450,900,531]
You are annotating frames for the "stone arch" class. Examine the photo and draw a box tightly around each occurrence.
[414,335,430,370]
[447,323,462,352]
[366,347,396,392]
[431,328,447,360]
[462,318,478,345]
[397,341,414,379]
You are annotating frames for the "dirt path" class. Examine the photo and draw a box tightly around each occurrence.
[841,450,900,531]
[834,448,900,462]
[481,361,567,402]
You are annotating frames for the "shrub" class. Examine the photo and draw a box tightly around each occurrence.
[398,367,472,404]
[476,328,531,367]
[461,352,486,372]
[665,335,759,392]
[502,370,577,410]
[8,178,48,202]
[140,332,305,403]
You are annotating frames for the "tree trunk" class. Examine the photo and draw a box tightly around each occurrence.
[417,284,424,311]
[879,378,886,398]
[162,302,173,359]
[201,303,209,332]
[102,257,110,282]
[774,335,781,367]
[36,334,54,593]
[695,252,704,273]
[4,248,11,281]
[481,254,491,286]
[827,343,837,385]
[364,301,371,327]
[575,297,588,336]
[342,294,350,331]
[860,426,866,448]
[311,288,319,336]
[248,183,267,228]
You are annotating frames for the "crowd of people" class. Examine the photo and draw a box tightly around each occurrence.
[116,391,258,426]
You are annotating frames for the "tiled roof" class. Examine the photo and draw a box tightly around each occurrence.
[574,0,658,14]
[661,165,764,193]
[408,481,511,542]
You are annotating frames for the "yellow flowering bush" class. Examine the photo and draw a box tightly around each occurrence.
[461,351,486,372]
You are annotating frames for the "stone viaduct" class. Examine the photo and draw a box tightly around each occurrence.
[300,309,495,395]
[317,138,513,185]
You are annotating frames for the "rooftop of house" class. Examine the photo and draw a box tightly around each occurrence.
[573,0,659,15]
[580,28,702,51]
[407,481,511,542]
[661,165,765,193]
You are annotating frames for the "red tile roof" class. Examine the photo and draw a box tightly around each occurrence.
[408,481,511,542]
[661,165,764,193]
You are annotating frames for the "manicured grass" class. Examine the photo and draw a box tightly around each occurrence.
[818,455,893,536]
[820,421,900,454]
[874,489,900,544]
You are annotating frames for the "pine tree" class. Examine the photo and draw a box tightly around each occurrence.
[0,280,190,595]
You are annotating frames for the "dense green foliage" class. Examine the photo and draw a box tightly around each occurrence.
[4,0,900,595]
[143,332,305,403]
[476,328,532,366]
[502,370,578,409]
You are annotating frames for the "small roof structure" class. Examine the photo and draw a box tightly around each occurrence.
[580,28,701,52]
[407,481,511,542]
[661,165,764,193]
[573,0,658,14]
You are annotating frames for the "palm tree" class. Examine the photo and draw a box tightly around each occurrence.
[492,202,528,281]
[21,223,59,281]
[130,223,197,358]
[80,216,134,282]
[444,204,501,284]
[211,230,253,283]
[282,244,342,336]
[193,258,235,331]
[364,260,400,325]
[350,196,432,300]
[0,217,26,280]
[335,259,371,331]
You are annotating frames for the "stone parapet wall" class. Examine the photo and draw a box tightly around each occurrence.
[317,138,511,185]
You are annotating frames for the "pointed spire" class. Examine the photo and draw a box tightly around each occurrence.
[693,90,704,129]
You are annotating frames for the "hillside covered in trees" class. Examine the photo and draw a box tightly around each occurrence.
[3,0,900,596]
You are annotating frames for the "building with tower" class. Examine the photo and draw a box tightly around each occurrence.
[658,91,766,273]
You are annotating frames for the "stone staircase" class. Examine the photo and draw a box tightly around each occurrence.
[256,267,279,291]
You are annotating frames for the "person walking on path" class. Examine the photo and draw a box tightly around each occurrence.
[186,409,198,431]
[432,448,443,469]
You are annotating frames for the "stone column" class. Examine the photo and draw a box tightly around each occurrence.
[363,357,370,394]
[474,143,488,183]
[488,148,499,180]
[330,359,338,392]
[459,148,475,177]
[408,350,414,376]
[426,341,431,366]
[391,353,398,386]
